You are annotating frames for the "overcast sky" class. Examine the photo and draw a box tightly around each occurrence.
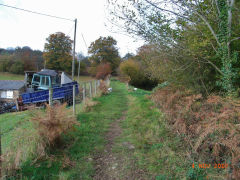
[0,0,144,57]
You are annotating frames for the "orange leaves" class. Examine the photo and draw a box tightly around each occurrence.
[96,63,112,80]
[31,103,80,146]
[150,86,240,178]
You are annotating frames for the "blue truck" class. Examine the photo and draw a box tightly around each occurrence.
[17,69,79,110]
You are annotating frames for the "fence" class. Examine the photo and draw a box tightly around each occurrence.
[0,79,108,179]
[47,79,102,115]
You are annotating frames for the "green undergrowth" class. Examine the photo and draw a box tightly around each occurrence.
[16,81,128,179]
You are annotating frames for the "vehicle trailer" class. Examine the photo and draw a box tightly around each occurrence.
[20,81,79,106]
[17,69,79,110]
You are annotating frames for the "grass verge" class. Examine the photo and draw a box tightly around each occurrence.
[14,81,128,179]
[0,111,33,152]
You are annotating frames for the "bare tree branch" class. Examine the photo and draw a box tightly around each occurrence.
[143,0,193,22]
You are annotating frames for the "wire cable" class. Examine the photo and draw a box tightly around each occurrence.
[81,33,88,51]
[0,3,74,22]
[67,24,75,37]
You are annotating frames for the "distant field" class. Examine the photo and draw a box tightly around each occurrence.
[0,72,25,80]
[0,72,94,82]
[74,75,94,83]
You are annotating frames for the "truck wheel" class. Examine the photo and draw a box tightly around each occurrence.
[53,100,61,106]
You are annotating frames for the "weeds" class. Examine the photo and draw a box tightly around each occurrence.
[150,86,240,179]
[83,98,98,112]
[99,80,109,95]
[1,124,43,177]
[31,103,80,147]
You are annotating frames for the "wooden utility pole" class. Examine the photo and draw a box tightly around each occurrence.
[73,84,76,115]
[72,18,77,80]
[78,58,80,83]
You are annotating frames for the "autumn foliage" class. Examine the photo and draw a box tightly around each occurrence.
[31,103,80,146]
[88,36,120,74]
[43,32,73,74]
[150,87,240,178]
[119,59,158,89]
[95,63,112,80]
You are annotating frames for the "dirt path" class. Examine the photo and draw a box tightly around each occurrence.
[93,111,127,180]
[93,109,147,180]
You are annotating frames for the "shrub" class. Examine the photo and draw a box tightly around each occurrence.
[31,103,80,146]
[150,88,240,178]
[119,59,141,83]
[119,59,158,90]
[95,63,112,80]
[99,80,109,95]
[152,81,169,92]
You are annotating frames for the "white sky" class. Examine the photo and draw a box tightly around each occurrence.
[0,0,144,57]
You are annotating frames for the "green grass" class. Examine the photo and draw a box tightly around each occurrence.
[0,111,33,152]
[74,76,94,83]
[16,81,128,179]
[0,110,43,178]
[113,85,203,179]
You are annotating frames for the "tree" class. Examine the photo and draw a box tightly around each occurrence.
[43,32,73,73]
[0,47,44,73]
[88,36,120,73]
[9,61,24,74]
[122,53,134,61]
[107,0,240,94]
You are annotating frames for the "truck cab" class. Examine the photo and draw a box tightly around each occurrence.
[31,69,60,91]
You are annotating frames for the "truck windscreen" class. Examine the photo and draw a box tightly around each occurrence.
[32,75,40,84]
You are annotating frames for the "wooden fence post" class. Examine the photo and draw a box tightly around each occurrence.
[15,99,19,112]
[73,84,76,116]
[83,82,86,103]
[97,80,100,89]
[89,81,92,98]
[94,80,97,96]
[49,88,53,106]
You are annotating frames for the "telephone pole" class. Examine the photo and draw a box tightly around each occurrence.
[72,18,77,80]
[78,58,81,83]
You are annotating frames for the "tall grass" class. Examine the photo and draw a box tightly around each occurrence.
[1,103,80,178]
